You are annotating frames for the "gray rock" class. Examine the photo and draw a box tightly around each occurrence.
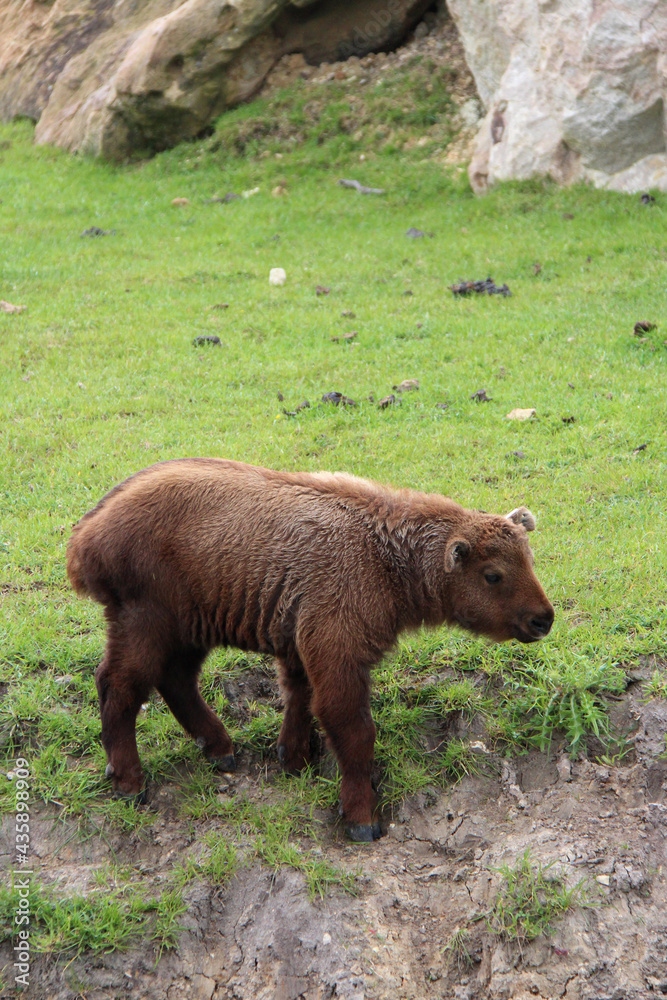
[447,0,667,193]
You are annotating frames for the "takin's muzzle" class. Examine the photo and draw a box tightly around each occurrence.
[512,604,555,643]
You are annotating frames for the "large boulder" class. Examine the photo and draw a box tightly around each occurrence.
[0,0,431,159]
[447,0,667,193]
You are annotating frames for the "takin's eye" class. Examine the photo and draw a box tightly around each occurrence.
[484,572,502,585]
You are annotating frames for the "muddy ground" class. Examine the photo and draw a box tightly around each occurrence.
[1,661,666,1000]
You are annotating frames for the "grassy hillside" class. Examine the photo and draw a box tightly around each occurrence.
[0,94,666,952]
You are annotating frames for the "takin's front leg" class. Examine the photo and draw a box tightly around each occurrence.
[309,662,381,843]
[276,652,315,774]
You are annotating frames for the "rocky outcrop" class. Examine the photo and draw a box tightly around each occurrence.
[3,0,665,190]
[0,0,431,160]
[447,0,667,193]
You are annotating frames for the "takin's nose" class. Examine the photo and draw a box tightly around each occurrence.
[526,606,554,639]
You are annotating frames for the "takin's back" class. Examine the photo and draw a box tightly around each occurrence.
[67,458,553,656]
[66,458,433,657]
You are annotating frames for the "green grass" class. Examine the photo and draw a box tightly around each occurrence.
[442,925,474,970]
[487,849,593,944]
[646,668,667,702]
[203,55,458,164]
[0,73,666,955]
[178,784,359,898]
[0,878,182,957]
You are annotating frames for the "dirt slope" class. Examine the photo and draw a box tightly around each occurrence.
[1,683,666,1000]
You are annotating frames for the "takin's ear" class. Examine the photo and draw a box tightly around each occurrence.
[444,538,470,572]
[506,507,536,532]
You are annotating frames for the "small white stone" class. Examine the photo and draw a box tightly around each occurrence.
[322,932,332,945]
[556,755,572,781]
[506,408,536,421]
[269,268,286,286]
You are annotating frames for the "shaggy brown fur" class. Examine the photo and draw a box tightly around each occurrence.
[67,458,554,841]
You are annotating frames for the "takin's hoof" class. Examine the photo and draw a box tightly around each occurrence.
[345,822,383,843]
[113,786,148,807]
[207,753,236,774]
[277,744,308,774]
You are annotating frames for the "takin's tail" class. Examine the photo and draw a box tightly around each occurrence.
[66,528,91,598]
[66,480,128,603]
[66,513,127,608]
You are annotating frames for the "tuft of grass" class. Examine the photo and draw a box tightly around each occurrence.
[487,849,591,944]
[179,789,358,899]
[442,925,474,970]
[148,887,189,958]
[255,835,359,900]
[242,797,359,899]
[179,836,238,886]
[440,738,480,782]
[645,668,667,701]
[425,678,486,715]
[231,700,283,754]
[489,651,625,752]
[0,879,182,957]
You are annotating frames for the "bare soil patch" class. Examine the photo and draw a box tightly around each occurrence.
[1,674,666,1000]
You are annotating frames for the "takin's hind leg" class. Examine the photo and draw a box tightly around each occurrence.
[276,652,315,774]
[95,626,159,802]
[157,649,235,773]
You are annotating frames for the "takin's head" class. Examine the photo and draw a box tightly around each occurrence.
[444,506,554,644]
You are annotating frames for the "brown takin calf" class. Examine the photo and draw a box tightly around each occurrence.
[67,458,554,841]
